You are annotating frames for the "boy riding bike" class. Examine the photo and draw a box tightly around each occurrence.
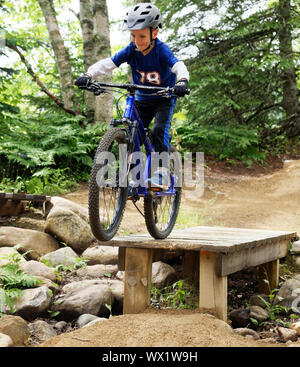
[75,2,189,190]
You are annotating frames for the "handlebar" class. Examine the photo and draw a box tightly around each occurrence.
[78,80,190,98]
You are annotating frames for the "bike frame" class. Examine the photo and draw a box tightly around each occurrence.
[122,93,176,198]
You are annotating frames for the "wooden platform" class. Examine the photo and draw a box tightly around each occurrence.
[0,192,51,216]
[104,226,297,321]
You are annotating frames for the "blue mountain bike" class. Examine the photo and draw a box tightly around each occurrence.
[80,81,189,241]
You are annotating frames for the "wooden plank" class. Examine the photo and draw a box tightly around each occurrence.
[199,252,227,321]
[123,247,153,314]
[106,227,296,253]
[215,239,289,276]
[258,259,279,294]
[118,247,126,271]
[0,192,51,202]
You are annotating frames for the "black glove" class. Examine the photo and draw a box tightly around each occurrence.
[173,79,188,97]
[75,74,91,88]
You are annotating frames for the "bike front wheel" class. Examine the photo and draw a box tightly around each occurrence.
[144,146,182,239]
[88,128,128,241]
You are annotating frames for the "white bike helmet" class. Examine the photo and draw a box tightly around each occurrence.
[122,3,162,31]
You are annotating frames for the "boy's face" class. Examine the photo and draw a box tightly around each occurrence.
[130,27,158,52]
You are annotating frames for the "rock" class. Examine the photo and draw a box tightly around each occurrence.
[249,294,269,309]
[295,257,300,267]
[29,320,57,344]
[48,196,89,221]
[0,247,27,266]
[76,264,118,279]
[116,271,125,281]
[19,260,57,282]
[249,305,269,322]
[277,327,298,343]
[290,321,300,336]
[274,276,300,308]
[0,332,13,347]
[0,227,60,260]
[228,308,250,328]
[291,240,300,254]
[54,321,67,331]
[0,315,30,346]
[152,261,177,289]
[99,279,124,315]
[233,328,260,340]
[76,314,102,328]
[40,247,79,268]
[52,280,114,320]
[44,206,94,254]
[82,245,119,265]
[13,286,53,321]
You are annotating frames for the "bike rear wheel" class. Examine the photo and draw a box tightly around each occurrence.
[89,128,128,241]
[144,146,182,239]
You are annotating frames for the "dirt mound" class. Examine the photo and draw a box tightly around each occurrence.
[39,308,278,347]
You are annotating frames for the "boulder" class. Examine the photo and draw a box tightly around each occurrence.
[19,260,57,282]
[76,264,118,279]
[13,286,53,321]
[290,321,300,336]
[152,261,177,289]
[29,320,57,344]
[0,247,27,266]
[228,308,250,328]
[0,315,30,346]
[40,247,79,268]
[0,227,60,260]
[52,280,114,320]
[249,305,269,323]
[45,206,94,254]
[47,196,89,221]
[291,240,300,254]
[277,327,298,343]
[274,275,300,309]
[82,245,119,265]
[76,314,103,328]
[233,328,260,340]
[0,332,13,347]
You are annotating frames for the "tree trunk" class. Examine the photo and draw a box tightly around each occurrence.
[79,0,97,123]
[277,0,300,138]
[79,0,113,124]
[92,0,113,123]
[37,0,75,110]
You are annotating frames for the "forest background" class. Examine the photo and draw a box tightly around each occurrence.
[0,0,299,195]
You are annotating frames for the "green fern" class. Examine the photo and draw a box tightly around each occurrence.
[0,248,42,315]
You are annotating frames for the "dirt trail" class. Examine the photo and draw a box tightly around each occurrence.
[40,159,300,348]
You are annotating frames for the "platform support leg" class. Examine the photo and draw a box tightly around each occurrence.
[199,251,228,322]
[123,247,153,314]
[258,259,279,294]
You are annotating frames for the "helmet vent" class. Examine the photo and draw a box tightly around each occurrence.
[141,11,150,15]
[134,6,140,11]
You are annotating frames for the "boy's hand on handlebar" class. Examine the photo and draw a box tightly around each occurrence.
[174,79,189,97]
[75,73,92,88]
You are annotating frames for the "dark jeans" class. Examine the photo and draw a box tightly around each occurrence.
[134,98,176,155]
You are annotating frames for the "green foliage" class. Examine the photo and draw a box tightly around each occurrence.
[174,120,267,165]
[0,246,42,315]
[151,280,198,310]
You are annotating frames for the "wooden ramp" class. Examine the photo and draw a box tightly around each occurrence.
[0,192,51,216]
[104,226,297,321]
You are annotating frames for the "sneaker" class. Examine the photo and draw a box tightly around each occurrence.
[147,170,170,191]
[127,180,138,198]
